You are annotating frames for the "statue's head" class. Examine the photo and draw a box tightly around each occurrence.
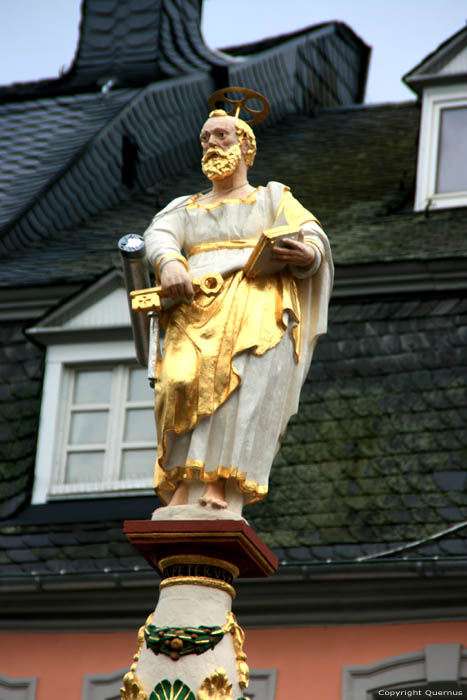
[200,109,256,181]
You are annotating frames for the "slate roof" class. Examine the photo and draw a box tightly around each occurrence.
[0,0,231,253]
[258,106,467,265]
[259,293,467,553]
[1,98,466,588]
[0,21,369,254]
[223,20,369,104]
[71,0,229,84]
[0,1,466,605]
[2,102,466,290]
[0,323,43,518]
[0,88,139,234]
[1,290,466,585]
[0,0,228,101]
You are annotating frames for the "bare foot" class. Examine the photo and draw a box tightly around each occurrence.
[199,496,228,509]
[199,481,227,509]
[168,480,189,506]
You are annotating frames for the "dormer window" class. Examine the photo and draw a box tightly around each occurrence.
[414,87,467,211]
[49,363,154,498]
[404,26,467,212]
[29,271,155,503]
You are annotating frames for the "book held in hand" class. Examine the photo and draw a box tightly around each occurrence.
[244,224,300,278]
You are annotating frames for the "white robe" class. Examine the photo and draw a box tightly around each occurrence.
[144,181,333,504]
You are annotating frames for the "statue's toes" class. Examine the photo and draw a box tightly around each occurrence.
[210,498,228,510]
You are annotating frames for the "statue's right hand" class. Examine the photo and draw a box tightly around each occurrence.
[160,260,194,301]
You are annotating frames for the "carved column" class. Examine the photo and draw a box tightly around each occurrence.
[121,519,278,700]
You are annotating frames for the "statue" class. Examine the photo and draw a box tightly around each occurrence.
[143,90,333,512]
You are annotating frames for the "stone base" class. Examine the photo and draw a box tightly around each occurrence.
[151,502,247,523]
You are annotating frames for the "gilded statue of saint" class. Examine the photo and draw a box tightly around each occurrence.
[144,108,333,512]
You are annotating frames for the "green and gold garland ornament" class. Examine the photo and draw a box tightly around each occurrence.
[144,624,225,661]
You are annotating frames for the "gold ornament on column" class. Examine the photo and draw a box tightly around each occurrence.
[197,667,233,700]
[221,613,249,689]
[120,613,153,700]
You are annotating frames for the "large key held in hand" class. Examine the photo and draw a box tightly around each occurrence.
[130,272,224,312]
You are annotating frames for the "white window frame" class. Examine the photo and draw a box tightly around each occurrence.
[342,644,467,699]
[246,668,278,700]
[81,667,123,700]
[415,84,467,211]
[32,339,155,504]
[0,673,36,700]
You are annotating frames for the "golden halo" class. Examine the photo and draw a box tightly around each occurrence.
[208,86,270,126]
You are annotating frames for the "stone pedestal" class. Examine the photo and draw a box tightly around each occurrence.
[121,519,278,700]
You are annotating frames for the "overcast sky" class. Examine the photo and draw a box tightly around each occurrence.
[0,0,466,102]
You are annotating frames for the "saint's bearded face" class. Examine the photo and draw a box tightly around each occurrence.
[201,143,242,181]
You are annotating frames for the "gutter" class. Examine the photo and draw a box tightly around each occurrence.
[1,555,467,593]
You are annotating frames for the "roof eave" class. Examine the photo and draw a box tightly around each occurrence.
[403,25,467,96]
[1,560,467,629]
[403,71,467,97]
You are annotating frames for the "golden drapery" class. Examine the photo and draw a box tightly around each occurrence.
[144,182,333,504]
[154,268,300,498]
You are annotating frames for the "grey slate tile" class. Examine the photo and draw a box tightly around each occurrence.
[433,471,467,492]
[438,539,467,555]
[436,507,466,522]
[0,564,24,576]
[48,532,80,546]
[6,548,39,563]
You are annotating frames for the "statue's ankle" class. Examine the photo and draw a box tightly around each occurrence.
[168,480,189,506]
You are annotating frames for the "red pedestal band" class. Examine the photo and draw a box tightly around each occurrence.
[123,519,278,579]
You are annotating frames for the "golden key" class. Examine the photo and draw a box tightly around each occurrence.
[131,272,224,312]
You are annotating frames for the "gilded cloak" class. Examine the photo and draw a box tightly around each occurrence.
[144,181,333,504]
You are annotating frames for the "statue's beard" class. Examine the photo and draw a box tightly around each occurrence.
[201,144,242,181]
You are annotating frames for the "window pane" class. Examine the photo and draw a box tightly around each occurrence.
[53,364,157,495]
[69,411,108,444]
[121,449,154,479]
[74,369,113,404]
[436,106,467,193]
[128,367,151,400]
[124,408,154,442]
[65,451,104,483]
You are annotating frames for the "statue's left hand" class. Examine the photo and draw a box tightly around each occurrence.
[271,232,316,268]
